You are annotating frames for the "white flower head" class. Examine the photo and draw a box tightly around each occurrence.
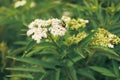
[31,27,47,43]
[27,19,48,43]
[27,27,48,43]
[14,0,26,8]
[49,19,66,36]
[49,25,66,36]
[27,18,67,43]
[51,18,61,25]
[27,27,37,36]
[28,19,51,29]
[28,19,39,28]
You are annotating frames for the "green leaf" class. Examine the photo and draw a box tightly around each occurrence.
[25,42,58,57]
[90,66,116,77]
[25,48,42,57]
[6,74,34,79]
[100,52,120,61]
[39,73,47,80]
[91,46,119,56]
[37,42,55,47]
[74,48,85,58]
[67,56,82,67]
[78,68,96,80]
[9,47,26,56]
[93,45,120,62]
[78,30,97,47]
[24,40,36,54]
[55,69,60,80]
[7,56,57,68]
[26,46,58,57]
[14,41,27,46]
[83,0,92,15]
[65,67,78,80]
[6,67,45,73]
[112,60,120,77]
[91,20,98,28]
[39,48,59,55]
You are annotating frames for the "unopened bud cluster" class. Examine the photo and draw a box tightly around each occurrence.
[62,16,89,45]
[89,28,120,48]
[67,31,87,45]
[62,16,89,30]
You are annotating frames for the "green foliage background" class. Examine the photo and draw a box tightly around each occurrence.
[0,0,120,80]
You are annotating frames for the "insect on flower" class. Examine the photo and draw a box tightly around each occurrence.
[61,20,66,28]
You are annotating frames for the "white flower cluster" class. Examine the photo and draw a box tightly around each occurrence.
[49,19,66,36]
[27,18,66,43]
[14,0,26,8]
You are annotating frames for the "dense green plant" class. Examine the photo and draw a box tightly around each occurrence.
[0,0,120,80]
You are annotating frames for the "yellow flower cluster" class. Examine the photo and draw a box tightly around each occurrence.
[62,16,89,30]
[66,18,89,30]
[61,16,89,46]
[67,31,87,45]
[89,28,120,48]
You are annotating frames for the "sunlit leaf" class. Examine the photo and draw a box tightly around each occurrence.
[91,46,119,56]
[6,74,34,79]
[90,66,116,77]
[7,56,57,68]
[6,67,45,73]
[112,60,120,77]
[78,68,96,80]
[78,30,97,47]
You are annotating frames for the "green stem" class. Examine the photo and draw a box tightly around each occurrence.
[65,66,78,80]
[39,72,47,80]
[48,34,61,50]
[56,69,60,80]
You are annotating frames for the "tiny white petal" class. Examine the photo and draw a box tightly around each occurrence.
[85,20,89,23]
[108,44,114,48]
[61,16,71,22]
[49,24,66,36]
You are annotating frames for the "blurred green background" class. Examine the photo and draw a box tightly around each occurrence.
[0,0,120,80]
